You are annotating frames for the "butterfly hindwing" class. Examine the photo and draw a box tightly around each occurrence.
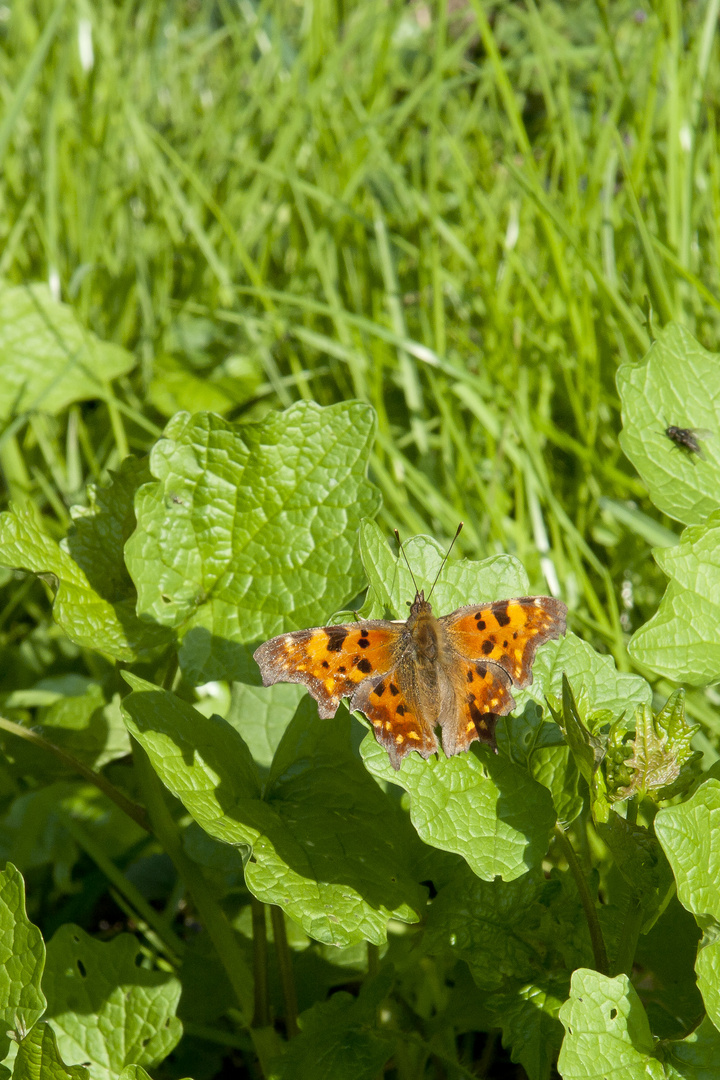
[440,658,516,757]
[253,621,401,718]
[350,664,438,770]
[442,596,567,688]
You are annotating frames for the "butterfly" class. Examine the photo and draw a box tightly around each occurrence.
[253,528,567,770]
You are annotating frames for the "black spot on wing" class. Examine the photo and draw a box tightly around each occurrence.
[475,663,487,678]
[373,680,386,698]
[481,638,495,655]
[389,683,399,696]
[357,636,371,649]
[474,616,486,630]
[357,656,372,674]
[325,626,348,652]
[493,600,511,627]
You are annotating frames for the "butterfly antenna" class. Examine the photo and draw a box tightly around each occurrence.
[394,529,421,597]
[426,522,464,603]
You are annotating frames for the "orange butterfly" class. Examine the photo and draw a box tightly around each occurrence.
[254,530,567,770]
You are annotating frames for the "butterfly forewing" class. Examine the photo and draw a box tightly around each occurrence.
[442,596,567,687]
[253,621,402,718]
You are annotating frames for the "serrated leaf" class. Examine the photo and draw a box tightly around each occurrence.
[12,1023,87,1080]
[226,682,304,770]
[121,674,424,946]
[594,813,675,932]
[42,925,182,1080]
[0,282,134,422]
[555,675,606,786]
[617,322,720,526]
[0,864,46,1049]
[125,403,380,684]
[557,969,664,1080]
[0,502,170,663]
[268,968,395,1080]
[491,976,568,1080]
[608,691,701,803]
[629,512,720,683]
[361,731,556,880]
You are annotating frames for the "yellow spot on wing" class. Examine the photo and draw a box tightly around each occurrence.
[395,734,404,744]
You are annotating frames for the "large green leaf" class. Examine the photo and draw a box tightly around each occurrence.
[0,494,170,664]
[656,779,720,1027]
[0,282,134,422]
[629,512,720,683]
[42,926,182,1080]
[226,682,304,770]
[0,865,46,1051]
[121,674,424,946]
[557,969,664,1080]
[617,323,720,526]
[125,402,380,683]
[12,1023,87,1080]
[663,1016,720,1079]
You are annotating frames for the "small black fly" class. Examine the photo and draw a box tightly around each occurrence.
[664,423,710,459]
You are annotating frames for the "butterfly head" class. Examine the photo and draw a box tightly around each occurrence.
[409,589,433,617]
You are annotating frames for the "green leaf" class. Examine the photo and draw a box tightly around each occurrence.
[268,968,395,1080]
[361,731,556,881]
[42,925,182,1080]
[0,282,134,422]
[12,1023,87,1080]
[536,633,651,717]
[617,322,720,526]
[491,976,568,1080]
[226,682,304,770]
[0,501,170,663]
[594,813,675,931]
[655,779,720,925]
[121,674,424,946]
[663,1016,720,1079]
[33,687,130,773]
[607,691,702,803]
[0,864,46,1049]
[554,675,606,786]
[498,703,583,826]
[656,780,720,1027]
[358,520,530,619]
[557,969,664,1080]
[125,402,380,683]
[629,512,720,683]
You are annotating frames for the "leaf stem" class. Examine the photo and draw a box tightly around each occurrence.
[132,739,254,1020]
[270,905,299,1037]
[554,823,609,974]
[251,897,270,1028]
[0,714,150,831]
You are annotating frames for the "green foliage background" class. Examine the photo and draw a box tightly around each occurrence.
[3,1,720,1078]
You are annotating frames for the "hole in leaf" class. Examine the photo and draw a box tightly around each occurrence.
[76,960,87,978]
[161,595,172,604]
[142,1038,150,1048]
[610,1008,617,1020]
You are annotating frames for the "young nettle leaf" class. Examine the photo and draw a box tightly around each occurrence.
[42,925,182,1080]
[125,402,380,684]
[606,690,702,804]
[629,510,720,683]
[121,674,425,946]
[268,967,396,1080]
[617,322,720,527]
[557,970,664,1080]
[0,864,46,1052]
[0,282,134,424]
[12,1022,88,1080]
[0,465,172,663]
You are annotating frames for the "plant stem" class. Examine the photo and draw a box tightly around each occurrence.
[270,905,299,1037]
[0,714,150,831]
[554,823,609,974]
[612,895,644,977]
[132,739,254,1019]
[251,897,270,1028]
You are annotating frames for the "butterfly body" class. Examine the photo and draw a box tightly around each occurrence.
[254,590,566,770]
